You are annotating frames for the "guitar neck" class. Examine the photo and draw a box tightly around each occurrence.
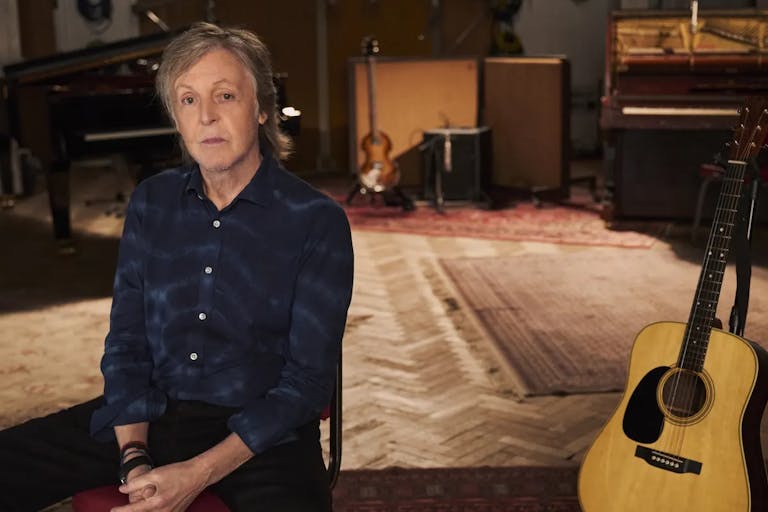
[680,159,748,371]
[366,55,378,140]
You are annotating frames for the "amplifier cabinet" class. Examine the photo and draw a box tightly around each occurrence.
[421,126,491,203]
[483,57,569,194]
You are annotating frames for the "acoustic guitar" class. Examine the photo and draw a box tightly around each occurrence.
[358,36,399,193]
[578,97,768,512]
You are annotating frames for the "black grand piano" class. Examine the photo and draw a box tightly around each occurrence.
[4,31,180,246]
[4,30,299,247]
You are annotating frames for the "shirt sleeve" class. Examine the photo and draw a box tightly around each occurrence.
[227,201,354,454]
[90,184,166,440]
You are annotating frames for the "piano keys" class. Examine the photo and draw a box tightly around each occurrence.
[3,30,300,246]
[601,9,768,218]
[4,30,180,245]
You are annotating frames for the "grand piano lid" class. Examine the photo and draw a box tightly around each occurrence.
[3,28,185,85]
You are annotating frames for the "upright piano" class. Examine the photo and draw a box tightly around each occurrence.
[601,9,768,218]
[4,30,300,245]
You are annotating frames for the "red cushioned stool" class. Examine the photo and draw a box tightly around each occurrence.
[72,485,229,512]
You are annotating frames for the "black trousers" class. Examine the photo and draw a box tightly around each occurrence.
[0,397,331,512]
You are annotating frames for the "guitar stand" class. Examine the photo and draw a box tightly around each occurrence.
[728,158,761,337]
[345,182,415,211]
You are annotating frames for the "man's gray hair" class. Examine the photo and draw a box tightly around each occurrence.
[156,22,292,160]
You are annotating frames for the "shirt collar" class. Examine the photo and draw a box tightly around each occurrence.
[185,148,276,208]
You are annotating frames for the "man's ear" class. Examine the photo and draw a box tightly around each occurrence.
[258,111,267,125]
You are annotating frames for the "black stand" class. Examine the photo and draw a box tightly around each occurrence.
[419,135,446,213]
[729,159,761,337]
[345,181,415,211]
[531,174,599,208]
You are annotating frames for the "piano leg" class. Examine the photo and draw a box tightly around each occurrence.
[46,159,74,252]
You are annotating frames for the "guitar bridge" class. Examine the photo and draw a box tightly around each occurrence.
[634,446,702,474]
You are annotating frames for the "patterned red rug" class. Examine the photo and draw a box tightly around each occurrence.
[340,200,665,248]
[332,466,580,512]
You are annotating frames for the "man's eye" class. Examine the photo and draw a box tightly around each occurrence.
[222,93,234,100]
[181,97,194,105]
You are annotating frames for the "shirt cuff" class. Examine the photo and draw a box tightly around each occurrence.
[90,388,168,441]
[226,397,310,454]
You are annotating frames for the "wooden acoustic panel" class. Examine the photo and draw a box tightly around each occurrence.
[349,58,478,186]
[483,57,569,191]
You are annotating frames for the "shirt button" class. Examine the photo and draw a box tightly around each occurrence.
[212,219,221,228]
[189,352,198,361]
[198,312,207,321]
[204,266,213,274]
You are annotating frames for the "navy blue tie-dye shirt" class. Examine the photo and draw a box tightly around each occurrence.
[90,151,354,455]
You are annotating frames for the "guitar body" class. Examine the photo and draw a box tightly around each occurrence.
[579,321,768,512]
[359,131,399,191]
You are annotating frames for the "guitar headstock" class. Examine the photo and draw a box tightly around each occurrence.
[730,96,768,161]
[361,36,380,58]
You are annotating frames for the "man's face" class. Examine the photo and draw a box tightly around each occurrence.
[172,48,267,174]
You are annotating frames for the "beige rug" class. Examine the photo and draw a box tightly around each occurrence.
[441,247,768,396]
[0,299,107,430]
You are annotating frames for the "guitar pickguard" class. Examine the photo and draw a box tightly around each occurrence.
[622,366,667,443]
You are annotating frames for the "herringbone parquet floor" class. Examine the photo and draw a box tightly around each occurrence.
[1,166,619,473]
[340,230,619,469]
[3,164,768,512]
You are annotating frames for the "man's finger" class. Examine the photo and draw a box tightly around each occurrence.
[128,484,156,503]
[118,477,150,496]
[141,484,157,499]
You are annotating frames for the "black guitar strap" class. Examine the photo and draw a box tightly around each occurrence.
[728,159,760,338]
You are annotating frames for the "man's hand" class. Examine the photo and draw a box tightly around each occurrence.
[125,462,155,503]
[112,460,209,512]
[115,422,152,504]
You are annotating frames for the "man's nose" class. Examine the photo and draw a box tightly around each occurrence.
[199,97,218,125]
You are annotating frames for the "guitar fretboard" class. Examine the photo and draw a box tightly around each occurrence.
[680,161,748,371]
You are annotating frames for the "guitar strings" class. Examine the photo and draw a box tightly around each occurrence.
[676,107,767,457]
[667,118,751,456]
[687,159,744,450]
[668,158,740,455]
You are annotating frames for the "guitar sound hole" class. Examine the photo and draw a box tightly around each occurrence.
[661,370,707,419]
